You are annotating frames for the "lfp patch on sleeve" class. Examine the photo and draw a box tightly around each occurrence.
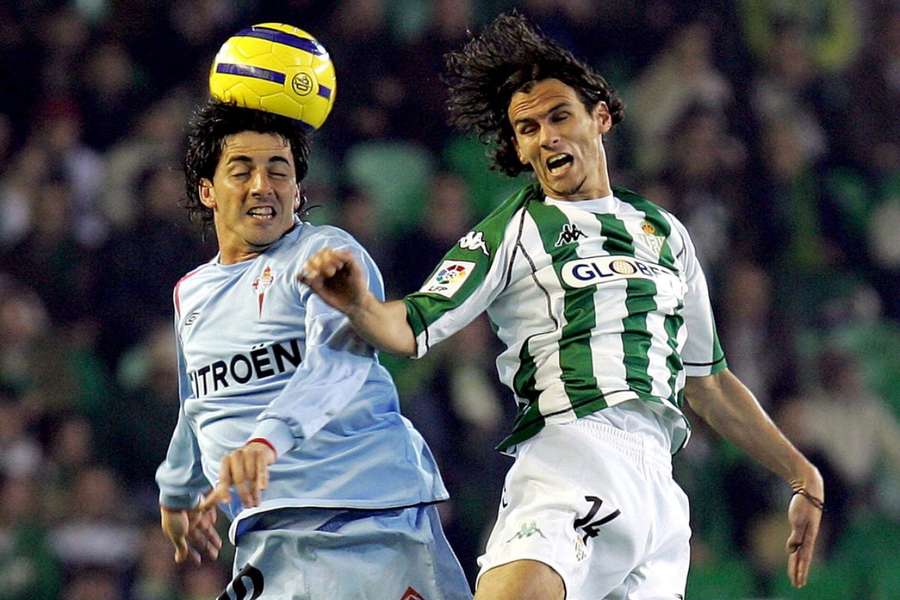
[420,260,476,298]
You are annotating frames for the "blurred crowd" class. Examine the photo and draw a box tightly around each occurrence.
[0,1,899,599]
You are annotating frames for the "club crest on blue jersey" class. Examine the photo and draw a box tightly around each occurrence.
[252,265,275,317]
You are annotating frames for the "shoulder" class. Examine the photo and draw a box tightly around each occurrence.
[614,185,691,246]
[298,223,362,251]
[469,183,541,247]
[172,262,215,316]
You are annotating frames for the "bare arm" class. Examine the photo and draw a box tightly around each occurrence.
[685,368,823,588]
[299,248,416,357]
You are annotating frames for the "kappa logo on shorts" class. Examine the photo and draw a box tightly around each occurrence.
[401,587,426,600]
[505,521,547,543]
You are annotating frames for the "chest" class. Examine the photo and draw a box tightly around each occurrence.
[177,262,307,370]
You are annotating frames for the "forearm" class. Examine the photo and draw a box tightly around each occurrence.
[346,293,416,357]
[686,370,823,496]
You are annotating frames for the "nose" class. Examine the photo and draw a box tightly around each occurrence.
[540,123,561,149]
[250,170,273,196]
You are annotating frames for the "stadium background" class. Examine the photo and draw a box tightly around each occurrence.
[0,0,898,598]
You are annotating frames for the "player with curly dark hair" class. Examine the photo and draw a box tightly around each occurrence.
[443,11,625,179]
[182,100,310,237]
[158,98,472,599]
[303,12,823,600]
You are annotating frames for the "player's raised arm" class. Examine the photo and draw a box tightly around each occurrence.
[300,247,416,357]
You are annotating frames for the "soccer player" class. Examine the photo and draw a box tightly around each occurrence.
[300,13,824,600]
[155,100,472,599]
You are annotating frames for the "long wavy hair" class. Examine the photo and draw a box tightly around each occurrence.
[444,11,625,177]
[182,100,311,234]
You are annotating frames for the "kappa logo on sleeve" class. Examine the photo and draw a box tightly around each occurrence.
[458,230,489,256]
[421,260,476,298]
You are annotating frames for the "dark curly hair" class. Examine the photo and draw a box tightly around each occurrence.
[183,100,311,233]
[444,11,625,177]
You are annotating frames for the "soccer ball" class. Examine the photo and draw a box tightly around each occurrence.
[209,23,336,130]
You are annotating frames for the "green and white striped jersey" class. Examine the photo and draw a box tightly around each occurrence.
[404,184,726,454]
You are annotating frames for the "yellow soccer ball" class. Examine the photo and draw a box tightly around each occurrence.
[209,23,336,129]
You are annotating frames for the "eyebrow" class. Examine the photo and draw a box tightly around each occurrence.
[225,155,292,167]
[513,102,571,127]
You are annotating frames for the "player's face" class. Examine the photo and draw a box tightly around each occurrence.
[508,78,612,200]
[200,131,300,263]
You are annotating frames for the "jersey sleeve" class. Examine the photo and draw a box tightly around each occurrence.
[249,234,381,456]
[404,193,528,358]
[673,218,727,376]
[156,330,209,509]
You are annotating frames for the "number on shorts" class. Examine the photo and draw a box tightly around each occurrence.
[218,564,264,600]
[574,495,621,544]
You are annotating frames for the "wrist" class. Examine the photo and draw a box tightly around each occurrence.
[792,488,825,511]
[247,437,277,458]
[345,290,375,323]
[789,463,824,499]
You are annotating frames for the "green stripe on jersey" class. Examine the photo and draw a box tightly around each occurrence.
[596,213,659,401]
[529,201,602,407]
[664,310,684,407]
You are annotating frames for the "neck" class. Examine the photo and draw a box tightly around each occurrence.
[218,247,265,265]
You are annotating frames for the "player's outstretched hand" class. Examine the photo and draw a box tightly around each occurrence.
[160,501,221,565]
[785,489,824,588]
[199,441,276,511]
[299,248,368,315]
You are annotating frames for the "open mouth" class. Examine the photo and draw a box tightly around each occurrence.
[546,153,574,173]
[247,206,276,220]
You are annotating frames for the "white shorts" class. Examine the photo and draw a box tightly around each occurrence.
[476,418,691,600]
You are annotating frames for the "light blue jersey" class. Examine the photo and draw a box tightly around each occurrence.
[156,219,448,543]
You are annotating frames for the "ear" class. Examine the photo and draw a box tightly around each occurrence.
[594,101,613,135]
[198,178,215,209]
[512,136,527,165]
[293,185,301,210]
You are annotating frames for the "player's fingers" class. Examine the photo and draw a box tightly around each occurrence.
[229,453,252,506]
[240,450,262,506]
[786,521,809,587]
[198,463,232,511]
[197,485,228,512]
[253,455,268,507]
[258,457,269,491]
[790,541,812,588]
[173,536,190,563]
[189,523,221,560]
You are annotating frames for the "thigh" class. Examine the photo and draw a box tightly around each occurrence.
[475,559,565,600]
[228,505,472,600]
[476,423,650,598]
[593,476,691,600]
